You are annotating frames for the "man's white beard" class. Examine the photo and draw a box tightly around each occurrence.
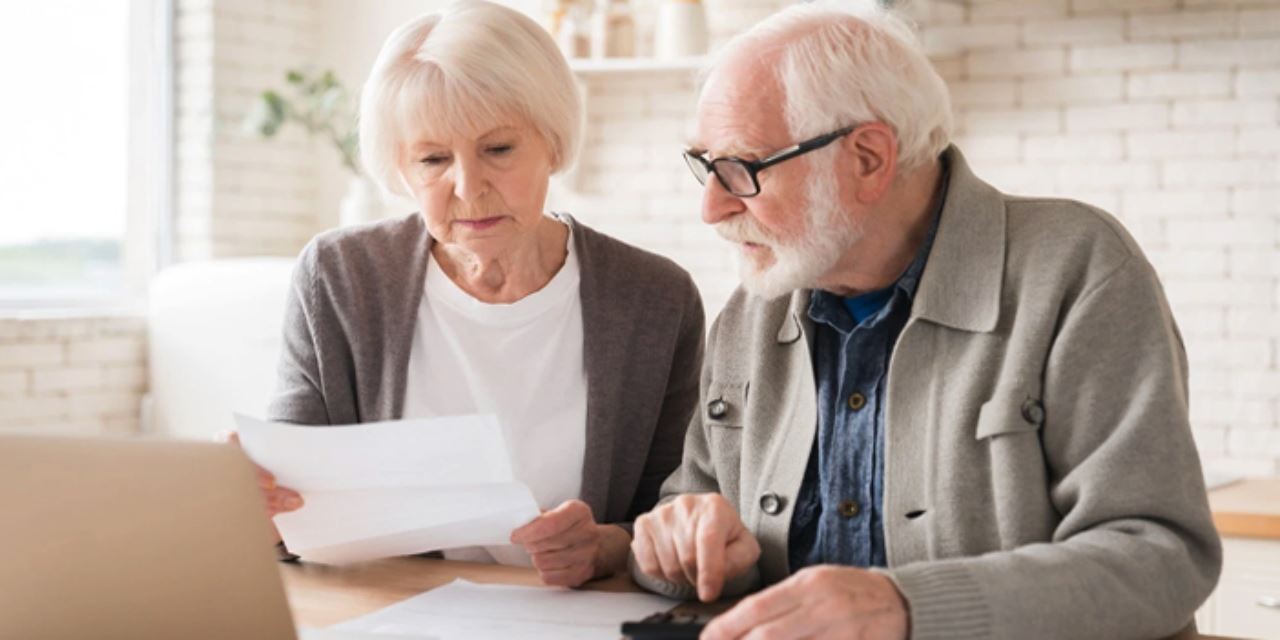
[715,164,860,300]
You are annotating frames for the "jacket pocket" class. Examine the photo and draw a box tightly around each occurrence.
[975,390,1044,440]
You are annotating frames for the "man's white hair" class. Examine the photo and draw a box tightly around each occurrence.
[716,0,952,173]
[358,0,582,197]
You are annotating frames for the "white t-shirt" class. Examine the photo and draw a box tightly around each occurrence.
[402,225,587,566]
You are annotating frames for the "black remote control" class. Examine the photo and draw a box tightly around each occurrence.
[621,611,714,639]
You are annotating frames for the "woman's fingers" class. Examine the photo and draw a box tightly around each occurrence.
[266,486,304,515]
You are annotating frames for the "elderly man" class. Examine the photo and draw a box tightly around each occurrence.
[629,3,1221,639]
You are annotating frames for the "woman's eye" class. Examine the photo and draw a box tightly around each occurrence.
[420,155,449,166]
[486,144,513,156]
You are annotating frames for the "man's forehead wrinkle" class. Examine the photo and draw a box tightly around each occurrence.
[695,58,789,157]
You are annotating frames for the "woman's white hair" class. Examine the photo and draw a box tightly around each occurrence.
[358,0,582,197]
[718,0,952,173]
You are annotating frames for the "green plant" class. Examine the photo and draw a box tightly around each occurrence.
[244,68,361,176]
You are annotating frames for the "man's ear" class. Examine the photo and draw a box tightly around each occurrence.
[842,123,898,203]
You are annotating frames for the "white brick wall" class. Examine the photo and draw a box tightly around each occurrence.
[0,315,147,435]
[174,0,322,261]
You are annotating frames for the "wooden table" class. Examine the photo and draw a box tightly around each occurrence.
[281,556,1236,638]
[1209,476,1280,540]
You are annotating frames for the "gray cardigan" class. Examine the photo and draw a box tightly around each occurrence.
[267,213,705,528]
[635,147,1221,640]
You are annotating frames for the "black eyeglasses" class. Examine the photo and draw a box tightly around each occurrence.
[683,126,856,198]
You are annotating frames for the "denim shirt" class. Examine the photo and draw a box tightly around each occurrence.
[787,170,948,572]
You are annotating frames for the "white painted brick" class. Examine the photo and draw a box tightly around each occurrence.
[955,134,1022,162]
[966,48,1067,78]
[1178,39,1280,69]
[102,364,148,392]
[1122,189,1230,218]
[1065,103,1170,132]
[1189,364,1232,395]
[1233,189,1280,216]
[948,80,1018,107]
[1172,99,1277,127]
[1168,219,1279,249]
[1126,130,1236,160]
[0,371,28,397]
[1190,395,1274,427]
[1236,70,1280,96]
[1172,306,1230,340]
[1166,278,1275,308]
[0,396,66,423]
[1127,71,1232,99]
[1023,133,1122,161]
[1071,0,1176,13]
[1238,9,1280,36]
[1020,75,1124,106]
[923,23,1021,56]
[1023,17,1125,45]
[1057,162,1159,189]
[1163,159,1277,187]
[1147,248,1228,277]
[65,392,141,418]
[1228,307,1280,337]
[31,367,105,394]
[0,343,65,370]
[66,338,145,366]
[104,416,141,434]
[1227,428,1280,458]
[1187,336,1275,368]
[1070,43,1176,73]
[1202,456,1277,477]
[961,108,1062,134]
[969,0,1069,20]
[1128,10,1237,40]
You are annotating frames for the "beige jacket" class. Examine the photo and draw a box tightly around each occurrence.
[635,147,1221,640]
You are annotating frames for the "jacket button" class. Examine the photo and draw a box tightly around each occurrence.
[838,500,860,518]
[759,493,784,515]
[1021,398,1045,425]
[847,392,866,411]
[708,399,729,420]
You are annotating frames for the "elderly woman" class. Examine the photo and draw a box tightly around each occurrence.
[244,0,704,587]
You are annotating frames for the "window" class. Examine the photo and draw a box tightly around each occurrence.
[0,0,171,306]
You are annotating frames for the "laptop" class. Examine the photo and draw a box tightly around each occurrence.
[0,434,297,640]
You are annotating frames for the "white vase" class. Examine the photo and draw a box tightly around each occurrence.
[339,176,381,227]
[654,0,708,59]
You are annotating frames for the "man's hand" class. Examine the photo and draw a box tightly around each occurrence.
[632,493,761,602]
[510,500,629,588]
[701,565,909,640]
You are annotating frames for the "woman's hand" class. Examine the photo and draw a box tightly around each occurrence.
[509,499,631,588]
[221,430,304,542]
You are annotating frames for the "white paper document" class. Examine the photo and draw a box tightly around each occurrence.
[333,579,677,640]
[234,414,540,565]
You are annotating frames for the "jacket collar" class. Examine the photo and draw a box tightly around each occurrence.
[773,145,1006,341]
[911,145,1005,333]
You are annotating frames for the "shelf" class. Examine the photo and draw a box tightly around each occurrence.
[567,56,706,75]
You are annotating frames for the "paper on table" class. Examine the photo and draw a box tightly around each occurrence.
[234,414,541,565]
[332,579,678,640]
